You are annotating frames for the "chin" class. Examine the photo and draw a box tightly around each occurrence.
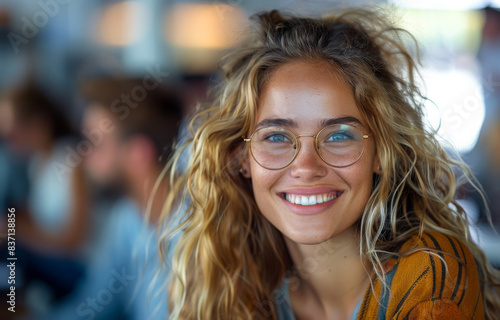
[281,220,359,246]
[283,228,335,245]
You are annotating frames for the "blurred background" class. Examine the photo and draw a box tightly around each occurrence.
[0,0,499,319]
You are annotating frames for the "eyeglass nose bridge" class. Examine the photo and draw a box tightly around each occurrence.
[293,134,320,153]
[296,134,317,138]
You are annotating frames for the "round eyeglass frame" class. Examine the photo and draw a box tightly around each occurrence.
[243,124,371,170]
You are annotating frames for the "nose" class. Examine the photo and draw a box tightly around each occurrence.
[289,136,327,180]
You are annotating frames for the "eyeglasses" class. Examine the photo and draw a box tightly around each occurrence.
[243,124,370,170]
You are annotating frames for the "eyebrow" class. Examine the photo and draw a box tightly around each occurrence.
[255,116,364,129]
[321,116,364,128]
[256,118,298,129]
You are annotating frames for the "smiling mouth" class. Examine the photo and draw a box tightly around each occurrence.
[283,192,340,206]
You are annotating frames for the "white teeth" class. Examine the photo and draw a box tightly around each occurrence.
[301,196,309,205]
[294,196,301,205]
[308,196,316,205]
[284,192,338,206]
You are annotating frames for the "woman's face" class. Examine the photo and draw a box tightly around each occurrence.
[241,60,379,244]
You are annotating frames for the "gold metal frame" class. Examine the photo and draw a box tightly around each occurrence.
[243,124,371,170]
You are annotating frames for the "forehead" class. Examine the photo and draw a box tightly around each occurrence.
[256,60,365,129]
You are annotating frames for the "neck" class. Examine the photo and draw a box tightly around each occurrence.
[128,165,170,225]
[285,227,370,319]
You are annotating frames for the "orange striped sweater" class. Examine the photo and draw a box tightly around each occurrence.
[357,231,484,320]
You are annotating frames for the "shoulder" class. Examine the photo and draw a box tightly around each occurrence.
[358,231,484,320]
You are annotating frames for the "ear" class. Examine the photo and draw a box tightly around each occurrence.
[240,152,252,178]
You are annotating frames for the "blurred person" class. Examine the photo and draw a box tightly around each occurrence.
[34,77,183,320]
[479,119,500,224]
[478,6,500,126]
[470,6,500,226]
[160,8,500,320]
[0,104,28,213]
[0,82,89,311]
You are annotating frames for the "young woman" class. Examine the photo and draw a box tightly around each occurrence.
[159,8,500,320]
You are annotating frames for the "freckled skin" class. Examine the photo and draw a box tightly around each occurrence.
[241,60,379,245]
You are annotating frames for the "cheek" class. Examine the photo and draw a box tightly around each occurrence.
[249,162,281,214]
[349,171,373,206]
[343,158,376,210]
[249,162,273,195]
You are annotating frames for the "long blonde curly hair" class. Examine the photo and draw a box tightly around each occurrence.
[158,8,500,319]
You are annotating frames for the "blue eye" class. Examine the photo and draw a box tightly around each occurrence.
[266,134,291,143]
[326,131,355,141]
